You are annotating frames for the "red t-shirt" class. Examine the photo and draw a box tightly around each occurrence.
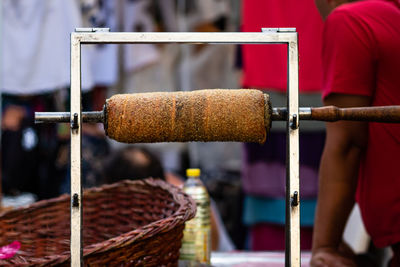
[322,0,400,247]
[241,0,324,92]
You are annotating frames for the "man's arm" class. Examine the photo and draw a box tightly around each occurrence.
[311,94,370,267]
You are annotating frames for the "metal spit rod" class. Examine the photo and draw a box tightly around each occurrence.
[35,111,104,123]
[35,105,400,124]
[34,108,311,123]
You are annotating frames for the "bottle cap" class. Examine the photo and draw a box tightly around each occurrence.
[186,168,201,177]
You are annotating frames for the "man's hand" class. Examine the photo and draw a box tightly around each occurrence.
[311,247,357,267]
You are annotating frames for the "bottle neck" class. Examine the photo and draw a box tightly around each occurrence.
[185,175,202,186]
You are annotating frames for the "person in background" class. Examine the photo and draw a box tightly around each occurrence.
[102,145,235,252]
[240,0,325,250]
[1,0,94,199]
[103,146,165,184]
[311,0,400,266]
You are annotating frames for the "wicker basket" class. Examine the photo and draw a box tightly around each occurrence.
[0,178,196,266]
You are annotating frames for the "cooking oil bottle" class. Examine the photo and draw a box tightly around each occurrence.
[180,168,211,265]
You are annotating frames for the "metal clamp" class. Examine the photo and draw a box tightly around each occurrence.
[72,193,79,208]
[290,114,299,130]
[291,191,299,207]
[71,113,79,129]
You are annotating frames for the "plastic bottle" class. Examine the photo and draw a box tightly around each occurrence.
[180,168,211,265]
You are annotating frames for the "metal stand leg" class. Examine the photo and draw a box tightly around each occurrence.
[285,36,300,267]
[70,33,83,267]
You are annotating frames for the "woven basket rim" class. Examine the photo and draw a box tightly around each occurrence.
[0,178,196,266]
[82,178,196,257]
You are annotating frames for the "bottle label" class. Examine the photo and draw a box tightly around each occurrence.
[180,222,211,263]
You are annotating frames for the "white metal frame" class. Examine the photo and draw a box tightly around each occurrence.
[69,29,300,266]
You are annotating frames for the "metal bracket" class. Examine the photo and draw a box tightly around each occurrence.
[262,27,296,33]
[75,27,110,33]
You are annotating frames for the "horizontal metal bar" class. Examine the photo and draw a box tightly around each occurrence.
[35,111,103,123]
[73,32,297,45]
